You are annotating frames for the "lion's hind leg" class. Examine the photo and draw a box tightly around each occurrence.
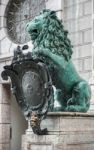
[66,81,91,112]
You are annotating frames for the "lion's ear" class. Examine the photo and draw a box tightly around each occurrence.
[49,11,56,18]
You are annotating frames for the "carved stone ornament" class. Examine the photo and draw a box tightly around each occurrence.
[1,45,53,135]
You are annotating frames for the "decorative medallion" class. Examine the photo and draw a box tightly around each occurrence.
[1,45,53,135]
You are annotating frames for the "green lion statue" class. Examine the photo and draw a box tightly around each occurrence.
[26,9,91,112]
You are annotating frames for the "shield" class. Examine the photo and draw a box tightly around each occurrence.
[1,46,53,135]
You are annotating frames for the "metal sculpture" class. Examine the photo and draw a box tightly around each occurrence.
[26,9,91,112]
[1,45,53,135]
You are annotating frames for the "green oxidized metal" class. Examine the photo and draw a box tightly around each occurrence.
[26,9,91,112]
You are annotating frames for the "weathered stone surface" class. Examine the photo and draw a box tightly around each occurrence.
[0,4,6,17]
[22,112,94,150]
[0,28,6,40]
[0,124,10,143]
[46,0,61,11]
[46,0,62,19]
[0,144,10,150]
[0,104,10,123]
[84,57,92,71]
[0,62,6,83]
[28,143,53,150]
[69,32,83,46]
[0,0,9,5]
[64,3,83,20]
[77,44,92,58]
[9,43,17,52]
[0,37,12,54]
[64,0,91,8]
[65,16,92,33]
[41,116,60,132]
[84,1,92,15]
[0,84,11,104]
[72,44,92,60]
[0,16,6,28]
[83,29,92,43]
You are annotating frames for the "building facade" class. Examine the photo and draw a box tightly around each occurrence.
[0,0,94,150]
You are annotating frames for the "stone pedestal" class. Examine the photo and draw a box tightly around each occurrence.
[22,112,94,150]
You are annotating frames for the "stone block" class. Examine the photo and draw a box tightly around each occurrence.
[67,143,94,150]
[78,44,92,58]
[0,28,6,40]
[41,116,60,132]
[0,84,11,104]
[83,29,92,43]
[60,116,94,132]
[84,1,92,15]
[1,0,9,5]
[65,15,92,33]
[0,37,12,54]
[0,62,6,83]
[46,0,62,19]
[22,112,94,150]
[72,44,92,59]
[64,0,88,8]
[46,0,62,10]
[72,47,79,59]
[0,104,11,123]
[9,42,17,52]
[0,16,6,28]
[0,124,10,144]
[28,143,53,150]
[69,32,83,46]
[0,144,10,150]
[59,131,94,144]
[78,15,92,31]
[64,3,83,20]
[0,4,6,17]
[79,0,91,2]
[84,57,92,71]
[64,0,75,8]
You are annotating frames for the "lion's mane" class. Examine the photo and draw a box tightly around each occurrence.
[33,10,73,61]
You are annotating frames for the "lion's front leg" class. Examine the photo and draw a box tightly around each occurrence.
[33,48,51,57]
[66,81,91,112]
[33,48,67,70]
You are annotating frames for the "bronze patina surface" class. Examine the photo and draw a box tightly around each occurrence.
[26,9,91,112]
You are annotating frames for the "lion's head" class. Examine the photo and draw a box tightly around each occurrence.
[26,10,73,60]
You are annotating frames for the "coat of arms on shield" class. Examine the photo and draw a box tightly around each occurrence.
[1,45,53,135]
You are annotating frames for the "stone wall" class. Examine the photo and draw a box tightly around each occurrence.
[63,0,92,82]
[0,84,11,150]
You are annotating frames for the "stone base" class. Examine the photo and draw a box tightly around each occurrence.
[22,112,94,150]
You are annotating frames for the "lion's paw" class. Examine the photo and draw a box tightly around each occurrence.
[66,105,77,112]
